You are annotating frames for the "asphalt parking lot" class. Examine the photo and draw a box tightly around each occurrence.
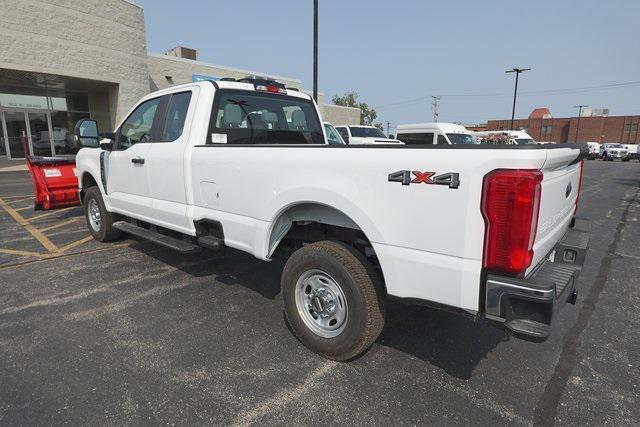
[0,160,638,425]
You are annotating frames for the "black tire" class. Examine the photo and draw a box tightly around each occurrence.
[281,240,385,361]
[84,186,121,242]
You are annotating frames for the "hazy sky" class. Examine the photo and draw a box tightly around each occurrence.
[137,0,640,131]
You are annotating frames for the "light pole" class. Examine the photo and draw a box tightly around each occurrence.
[313,0,318,102]
[574,104,588,142]
[505,67,531,130]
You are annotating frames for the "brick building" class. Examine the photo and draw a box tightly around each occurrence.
[487,114,640,145]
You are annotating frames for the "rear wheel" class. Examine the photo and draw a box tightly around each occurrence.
[281,240,385,361]
[84,186,121,242]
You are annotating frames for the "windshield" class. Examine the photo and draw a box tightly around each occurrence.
[446,133,476,145]
[324,123,345,145]
[349,126,387,138]
[515,138,536,145]
[608,144,624,148]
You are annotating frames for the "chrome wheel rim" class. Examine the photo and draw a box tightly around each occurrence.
[88,199,101,232]
[294,269,348,338]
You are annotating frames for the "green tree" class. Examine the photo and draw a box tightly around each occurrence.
[332,91,379,126]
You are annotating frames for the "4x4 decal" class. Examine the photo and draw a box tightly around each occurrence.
[388,170,460,189]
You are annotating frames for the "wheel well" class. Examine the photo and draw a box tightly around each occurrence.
[82,172,98,189]
[269,203,382,275]
[80,172,98,202]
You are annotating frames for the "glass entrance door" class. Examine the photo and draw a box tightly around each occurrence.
[28,112,53,157]
[3,111,29,159]
[1,110,56,159]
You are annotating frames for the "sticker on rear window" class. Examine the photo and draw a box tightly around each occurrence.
[211,133,228,144]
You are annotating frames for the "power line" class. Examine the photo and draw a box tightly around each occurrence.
[376,80,640,109]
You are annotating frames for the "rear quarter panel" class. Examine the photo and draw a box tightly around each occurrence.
[190,145,550,312]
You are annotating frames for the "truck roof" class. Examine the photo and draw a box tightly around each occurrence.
[139,78,313,102]
[396,122,471,134]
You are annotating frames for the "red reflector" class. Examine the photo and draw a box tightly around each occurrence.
[481,169,543,275]
[266,85,280,93]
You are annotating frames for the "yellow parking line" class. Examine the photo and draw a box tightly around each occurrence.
[6,196,34,205]
[0,248,45,258]
[27,207,75,222]
[1,194,33,200]
[0,196,60,254]
[59,236,93,253]
[39,217,82,232]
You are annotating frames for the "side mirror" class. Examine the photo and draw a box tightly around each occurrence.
[74,119,100,148]
[388,134,395,139]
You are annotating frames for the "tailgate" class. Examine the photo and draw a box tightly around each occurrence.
[528,148,584,274]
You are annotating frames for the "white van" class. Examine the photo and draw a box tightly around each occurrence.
[396,122,477,145]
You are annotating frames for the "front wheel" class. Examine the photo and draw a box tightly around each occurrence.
[281,240,385,361]
[84,186,121,242]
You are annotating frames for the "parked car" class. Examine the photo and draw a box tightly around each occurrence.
[623,144,638,160]
[600,143,629,161]
[586,142,601,160]
[334,125,402,145]
[473,130,537,145]
[323,122,346,145]
[74,77,590,360]
[396,122,477,145]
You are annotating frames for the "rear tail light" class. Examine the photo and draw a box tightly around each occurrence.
[574,160,584,214]
[481,169,543,275]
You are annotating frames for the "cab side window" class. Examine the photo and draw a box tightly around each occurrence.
[118,98,160,149]
[437,134,448,145]
[160,92,192,142]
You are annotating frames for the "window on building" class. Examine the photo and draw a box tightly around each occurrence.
[624,123,631,132]
[118,97,161,149]
[211,90,323,145]
[160,92,192,142]
[631,123,638,132]
[542,125,553,134]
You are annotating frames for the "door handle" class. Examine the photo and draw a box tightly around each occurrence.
[131,157,145,165]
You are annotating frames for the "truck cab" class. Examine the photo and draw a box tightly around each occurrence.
[396,122,477,145]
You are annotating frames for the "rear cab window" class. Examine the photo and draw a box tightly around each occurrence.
[209,90,324,145]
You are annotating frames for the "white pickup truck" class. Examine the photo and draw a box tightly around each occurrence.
[74,77,590,360]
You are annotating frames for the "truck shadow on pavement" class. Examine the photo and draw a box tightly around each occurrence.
[129,241,507,379]
[129,242,285,300]
[379,301,508,379]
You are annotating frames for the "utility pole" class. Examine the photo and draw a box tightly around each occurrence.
[431,96,440,122]
[505,67,531,129]
[386,121,390,136]
[573,104,588,142]
[313,0,318,102]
